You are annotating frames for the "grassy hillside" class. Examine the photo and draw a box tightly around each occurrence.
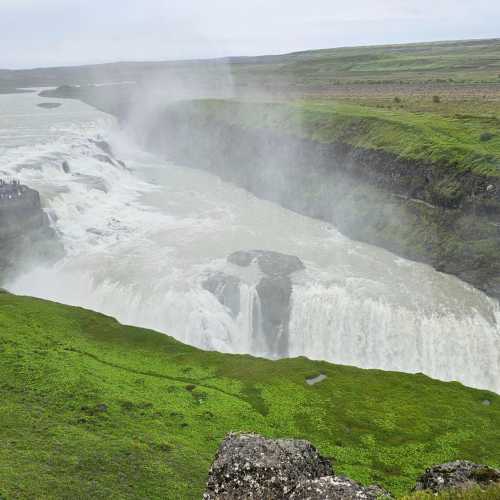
[0,291,499,498]
[169,99,500,176]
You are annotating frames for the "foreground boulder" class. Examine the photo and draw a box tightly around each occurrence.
[203,433,331,499]
[203,433,390,499]
[415,460,500,493]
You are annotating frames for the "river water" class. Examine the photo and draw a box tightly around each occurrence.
[1,90,499,393]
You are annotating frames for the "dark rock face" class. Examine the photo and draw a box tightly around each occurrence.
[256,276,292,356]
[204,433,391,500]
[0,182,63,283]
[228,250,304,277]
[230,250,304,356]
[290,476,390,499]
[90,139,114,157]
[37,102,62,109]
[415,461,500,493]
[203,272,241,318]
[62,161,71,173]
[205,250,304,356]
[94,154,116,166]
[203,433,332,499]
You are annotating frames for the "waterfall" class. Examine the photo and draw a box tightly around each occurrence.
[4,90,500,396]
[289,283,500,393]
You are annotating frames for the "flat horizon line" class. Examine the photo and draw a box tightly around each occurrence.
[2,35,499,72]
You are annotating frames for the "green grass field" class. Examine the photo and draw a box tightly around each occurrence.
[1,291,499,498]
[405,485,500,499]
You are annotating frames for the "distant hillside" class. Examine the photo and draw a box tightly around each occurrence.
[2,38,500,95]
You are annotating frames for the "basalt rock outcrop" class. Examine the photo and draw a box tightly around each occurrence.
[203,250,304,356]
[203,433,390,500]
[414,460,500,493]
[0,182,62,282]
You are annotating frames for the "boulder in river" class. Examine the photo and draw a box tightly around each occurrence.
[203,272,241,318]
[90,138,114,157]
[229,250,304,356]
[94,154,116,166]
[414,460,500,493]
[37,102,62,109]
[228,249,304,276]
[204,250,305,356]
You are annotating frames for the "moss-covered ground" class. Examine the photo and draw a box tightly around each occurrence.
[405,485,500,499]
[0,291,499,498]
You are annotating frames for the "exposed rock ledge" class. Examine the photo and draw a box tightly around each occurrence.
[204,433,500,499]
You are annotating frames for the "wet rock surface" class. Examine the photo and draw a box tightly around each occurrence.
[228,250,304,276]
[204,250,305,356]
[204,433,391,500]
[415,460,500,493]
[37,102,62,109]
[203,272,241,318]
[203,433,332,499]
[90,138,114,157]
[0,181,63,283]
[256,275,292,356]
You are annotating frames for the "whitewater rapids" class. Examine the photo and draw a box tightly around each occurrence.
[1,90,499,393]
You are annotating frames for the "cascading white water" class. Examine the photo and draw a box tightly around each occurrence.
[2,90,500,394]
[289,282,500,391]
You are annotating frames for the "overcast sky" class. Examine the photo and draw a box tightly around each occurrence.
[1,0,499,69]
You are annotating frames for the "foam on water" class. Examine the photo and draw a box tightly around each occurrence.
[2,91,500,393]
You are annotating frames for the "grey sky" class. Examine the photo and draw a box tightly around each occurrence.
[1,0,499,69]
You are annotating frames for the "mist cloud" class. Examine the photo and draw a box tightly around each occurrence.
[1,0,499,69]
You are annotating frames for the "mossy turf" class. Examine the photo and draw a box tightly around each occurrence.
[0,293,499,498]
[184,99,500,176]
[405,485,500,499]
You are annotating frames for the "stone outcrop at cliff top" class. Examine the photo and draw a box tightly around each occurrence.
[203,433,390,499]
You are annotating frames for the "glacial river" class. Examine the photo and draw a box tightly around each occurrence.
[1,90,499,393]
